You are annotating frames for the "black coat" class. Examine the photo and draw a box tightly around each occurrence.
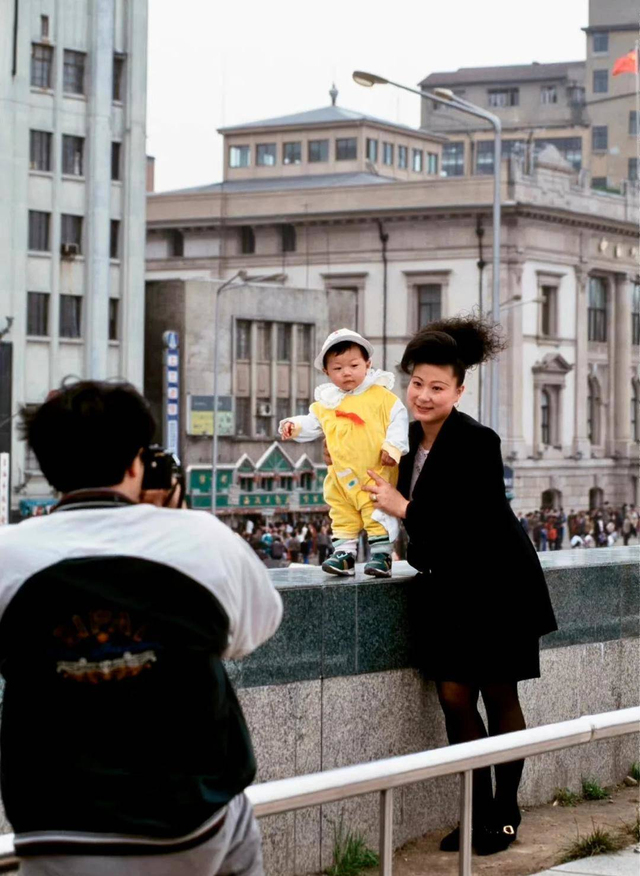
[399,409,557,681]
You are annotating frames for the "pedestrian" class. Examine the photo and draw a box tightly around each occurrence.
[316,526,332,564]
[622,516,633,546]
[362,317,557,855]
[286,532,301,564]
[0,381,282,876]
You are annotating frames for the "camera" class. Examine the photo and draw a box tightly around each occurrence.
[141,445,182,491]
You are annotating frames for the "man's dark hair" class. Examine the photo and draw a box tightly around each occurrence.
[323,341,370,370]
[21,380,156,494]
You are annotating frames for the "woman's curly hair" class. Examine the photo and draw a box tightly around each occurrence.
[401,315,507,385]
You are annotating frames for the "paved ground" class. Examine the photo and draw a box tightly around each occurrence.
[533,846,640,875]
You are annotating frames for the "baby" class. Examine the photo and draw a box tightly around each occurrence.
[279,328,408,577]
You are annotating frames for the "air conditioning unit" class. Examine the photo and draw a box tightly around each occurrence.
[61,243,80,258]
[257,402,273,417]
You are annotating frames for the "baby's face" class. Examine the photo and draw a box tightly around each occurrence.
[324,346,371,392]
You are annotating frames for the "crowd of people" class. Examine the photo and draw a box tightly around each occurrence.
[235,517,333,567]
[518,504,639,551]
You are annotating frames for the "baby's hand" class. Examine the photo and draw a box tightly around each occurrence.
[380,450,397,467]
[281,421,295,440]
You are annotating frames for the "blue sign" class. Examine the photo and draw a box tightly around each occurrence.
[162,331,180,456]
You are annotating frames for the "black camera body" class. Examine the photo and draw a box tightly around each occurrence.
[141,445,181,490]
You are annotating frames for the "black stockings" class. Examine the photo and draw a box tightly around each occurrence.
[436,681,526,822]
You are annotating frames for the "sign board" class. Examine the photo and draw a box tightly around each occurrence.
[0,453,9,525]
[503,464,515,501]
[187,395,234,436]
[162,331,180,456]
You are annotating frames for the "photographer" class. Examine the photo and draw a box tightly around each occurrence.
[0,381,282,876]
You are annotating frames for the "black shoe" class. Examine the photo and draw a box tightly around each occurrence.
[473,808,521,856]
[439,826,460,852]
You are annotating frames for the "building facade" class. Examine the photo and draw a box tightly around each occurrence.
[147,95,639,513]
[419,0,638,191]
[0,0,148,519]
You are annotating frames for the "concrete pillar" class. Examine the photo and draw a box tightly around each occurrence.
[614,272,633,454]
[606,276,616,456]
[84,0,115,379]
[572,267,590,457]
[505,262,526,456]
[533,383,542,455]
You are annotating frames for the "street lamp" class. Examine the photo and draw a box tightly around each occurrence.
[353,71,503,434]
[210,271,283,514]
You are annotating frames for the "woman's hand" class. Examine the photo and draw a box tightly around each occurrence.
[364,470,409,519]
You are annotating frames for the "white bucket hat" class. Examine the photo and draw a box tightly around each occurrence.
[313,328,374,372]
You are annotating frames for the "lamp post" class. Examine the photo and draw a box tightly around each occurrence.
[353,71,503,434]
[210,271,283,514]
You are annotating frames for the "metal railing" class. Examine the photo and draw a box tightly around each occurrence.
[0,707,638,874]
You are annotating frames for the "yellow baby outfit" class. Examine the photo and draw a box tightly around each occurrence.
[279,370,409,542]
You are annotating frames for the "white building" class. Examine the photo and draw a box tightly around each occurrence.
[0,0,148,519]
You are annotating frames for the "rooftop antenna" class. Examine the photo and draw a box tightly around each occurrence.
[329,82,338,106]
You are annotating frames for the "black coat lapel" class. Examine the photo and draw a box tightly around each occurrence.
[399,408,461,498]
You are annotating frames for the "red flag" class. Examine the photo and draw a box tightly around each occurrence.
[612,49,638,76]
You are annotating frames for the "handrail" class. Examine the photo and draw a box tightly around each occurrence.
[0,707,638,875]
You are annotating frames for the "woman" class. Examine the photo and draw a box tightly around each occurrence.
[365,317,557,855]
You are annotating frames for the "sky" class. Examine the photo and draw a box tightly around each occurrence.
[146,0,589,193]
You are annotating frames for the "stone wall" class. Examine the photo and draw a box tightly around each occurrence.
[234,548,639,875]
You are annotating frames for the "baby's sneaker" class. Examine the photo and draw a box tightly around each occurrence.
[364,553,392,578]
[322,551,355,577]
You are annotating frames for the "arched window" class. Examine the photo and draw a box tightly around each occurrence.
[588,277,607,342]
[632,283,640,346]
[541,389,550,445]
[589,487,604,512]
[587,377,601,444]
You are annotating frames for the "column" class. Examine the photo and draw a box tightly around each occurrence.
[572,267,590,457]
[606,276,616,455]
[614,272,632,454]
[532,382,542,456]
[505,262,526,455]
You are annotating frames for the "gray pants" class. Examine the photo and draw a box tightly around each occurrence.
[19,794,263,876]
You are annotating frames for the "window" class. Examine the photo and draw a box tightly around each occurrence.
[170,229,184,257]
[59,295,82,338]
[280,224,296,253]
[113,54,125,101]
[296,324,311,362]
[229,145,250,168]
[587,378,601,444]
[256,322,272,360]
[261,476,274,491]
[427,152,438,174]
[276,398,290,422]
[336,138,357,160]
[592,126,608,152]
[108,298,119,341]
[593,32,608,53]
[540,286,557,337]
[632,382,640,442]
[63,50,86,95]
[28,210,50,251]
[629,158,638,182]
[412,149,423,172]
[283,142,301,165]
[632,284,640,346]
[398,145,408,169]
[442,142,464,176]
[256,143,276,167]
[30,130,52,171]
[476,141,494,175]
[255,416,271,439]
[110,220,120,259]
[111,142,121,180]
[588,277,607,342]
[629,111,638,136]
[300,471,313,490]
[308,139,329,162]
[593,70,608,94]
[280,476,293,492]
[239,475,253,492]
[31,44,53,88]
[592,177,608,190]
[418,284,442,328]
[239,225,255,254]
[540,85,557,104]
[541,389,550,446]
[277,324,291,360]
[61,214,82,253]
[488,88,519,107]
[235,398,251,436]
[236,320,251,359]
[62,135,84,175]
[366,138,378,162]
[296,398,310,416]
[382,142,394,165]
[535,137,582,170]
[41,15,50,39]
[27,292,49,336]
